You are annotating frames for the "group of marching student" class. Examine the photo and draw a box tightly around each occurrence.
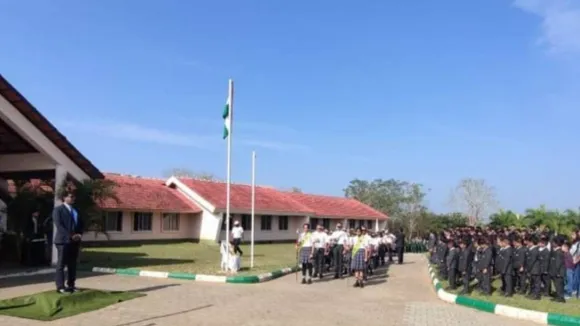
[295,222,405,288]
[429,226,580,303]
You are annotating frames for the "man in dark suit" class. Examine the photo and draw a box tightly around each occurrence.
[395,228,405,264]
[53,191,83,294]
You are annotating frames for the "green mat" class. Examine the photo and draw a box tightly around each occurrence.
[0,289,145,321]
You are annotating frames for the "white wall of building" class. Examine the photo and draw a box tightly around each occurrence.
[82,211,201,242]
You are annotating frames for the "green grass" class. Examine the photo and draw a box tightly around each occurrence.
[437,272,580,317]
[0,289,144,321]
[81,242,297,275]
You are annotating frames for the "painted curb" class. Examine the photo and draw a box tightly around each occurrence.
[86,266,299,284]
[426,261,580,325]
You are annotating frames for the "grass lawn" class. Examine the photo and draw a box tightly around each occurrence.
[81,242,297,276]
[0,289,144,321]
[435,271,580,317]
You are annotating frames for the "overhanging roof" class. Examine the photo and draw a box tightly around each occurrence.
[0,74,103,179]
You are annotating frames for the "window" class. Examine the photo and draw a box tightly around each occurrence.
[133,212,152,231]
[278,216,288,230]
[310,218,319,229]
[348,219,356,229]
[241,214,252,230]
[261,215,272,230]
[103,211,123,232]
[221,214,232,230]
[367,220,373,229]
[322,218,330,230]
[162,213,180,231]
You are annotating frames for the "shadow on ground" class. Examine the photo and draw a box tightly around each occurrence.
[0,271,108,290]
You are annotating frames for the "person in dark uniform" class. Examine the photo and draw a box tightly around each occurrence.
[445,239,459,290]
[437,235,449,279]
[395,228,405,264]
[526,236,541,300]
[457,237,474,295]
[512,236,528,294]
[538,236,551,297]
[497,236,514,297]
[549,236,566,303]
[476,237,492,295]
[53,191,84,294]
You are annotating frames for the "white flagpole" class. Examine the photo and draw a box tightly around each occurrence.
[225,79,234,269]
[251,151,256,268]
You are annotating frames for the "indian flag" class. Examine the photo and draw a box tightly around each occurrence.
[222,80,233,139]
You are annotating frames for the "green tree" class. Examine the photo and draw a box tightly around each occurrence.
[344,178,410,218]
[57,178,119,238]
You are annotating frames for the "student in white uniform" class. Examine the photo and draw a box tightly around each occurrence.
[312,225,329,279]
[330,222,348,279]
[348,227,370,288]
[296,223,315,284]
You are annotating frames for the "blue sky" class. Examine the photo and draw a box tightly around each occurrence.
[1,0,580,213]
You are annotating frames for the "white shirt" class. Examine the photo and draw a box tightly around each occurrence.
[370,238,381,248]
[298,232,314,247]
[231,226,244,239]
[349,235,370,250]
[330,230,348,245]
[312,231,328,249]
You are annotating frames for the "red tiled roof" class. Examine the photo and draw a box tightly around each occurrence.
[282,191,388,220]
[176,178,387,220]
[178,178,313,214]
[102,174,201,213]
[0,74,103,179]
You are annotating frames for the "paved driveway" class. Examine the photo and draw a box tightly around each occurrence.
[0,254,535,326]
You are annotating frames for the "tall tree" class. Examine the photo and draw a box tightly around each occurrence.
[344,178,410,218]
[449,178,498,224]
[164,168,216,180]
[398,182,428,238]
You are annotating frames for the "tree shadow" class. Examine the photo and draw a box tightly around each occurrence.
[79,251,195,269]
[0,271,109,289]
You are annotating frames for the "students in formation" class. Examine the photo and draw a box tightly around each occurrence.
[433,226,574,303]
[295,224,394,288]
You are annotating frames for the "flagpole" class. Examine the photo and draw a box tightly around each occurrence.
[250,151,256,268]
[225,79,234,269]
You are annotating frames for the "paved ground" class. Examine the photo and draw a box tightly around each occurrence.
[0,254,536,326]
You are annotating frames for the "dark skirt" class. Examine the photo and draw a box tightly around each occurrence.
[350,249,366,271]
[300,247,312,264]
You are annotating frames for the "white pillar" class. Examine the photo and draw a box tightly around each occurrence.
[375,218,379,232]
[52,165,67,265]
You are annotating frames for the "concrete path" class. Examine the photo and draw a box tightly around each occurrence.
[0,254,535,326]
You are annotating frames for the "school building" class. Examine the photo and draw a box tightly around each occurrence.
[82,173,387,243]
[0,73,388,243]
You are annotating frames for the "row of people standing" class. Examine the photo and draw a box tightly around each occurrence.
[295,223,405,288]
[431,227,572,303]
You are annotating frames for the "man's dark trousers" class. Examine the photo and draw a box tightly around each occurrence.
[396,246,404,264]
[333,245,344,277]
[55,242,80,290]
[314,248,325,277]
[233,238,243,255]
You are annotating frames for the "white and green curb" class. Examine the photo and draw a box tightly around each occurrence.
[86,266,299,284]
[427,263,580,325]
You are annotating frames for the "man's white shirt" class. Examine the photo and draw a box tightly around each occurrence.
[330,229,348,245]
[312,231,328,249]
[231,226,244,239]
